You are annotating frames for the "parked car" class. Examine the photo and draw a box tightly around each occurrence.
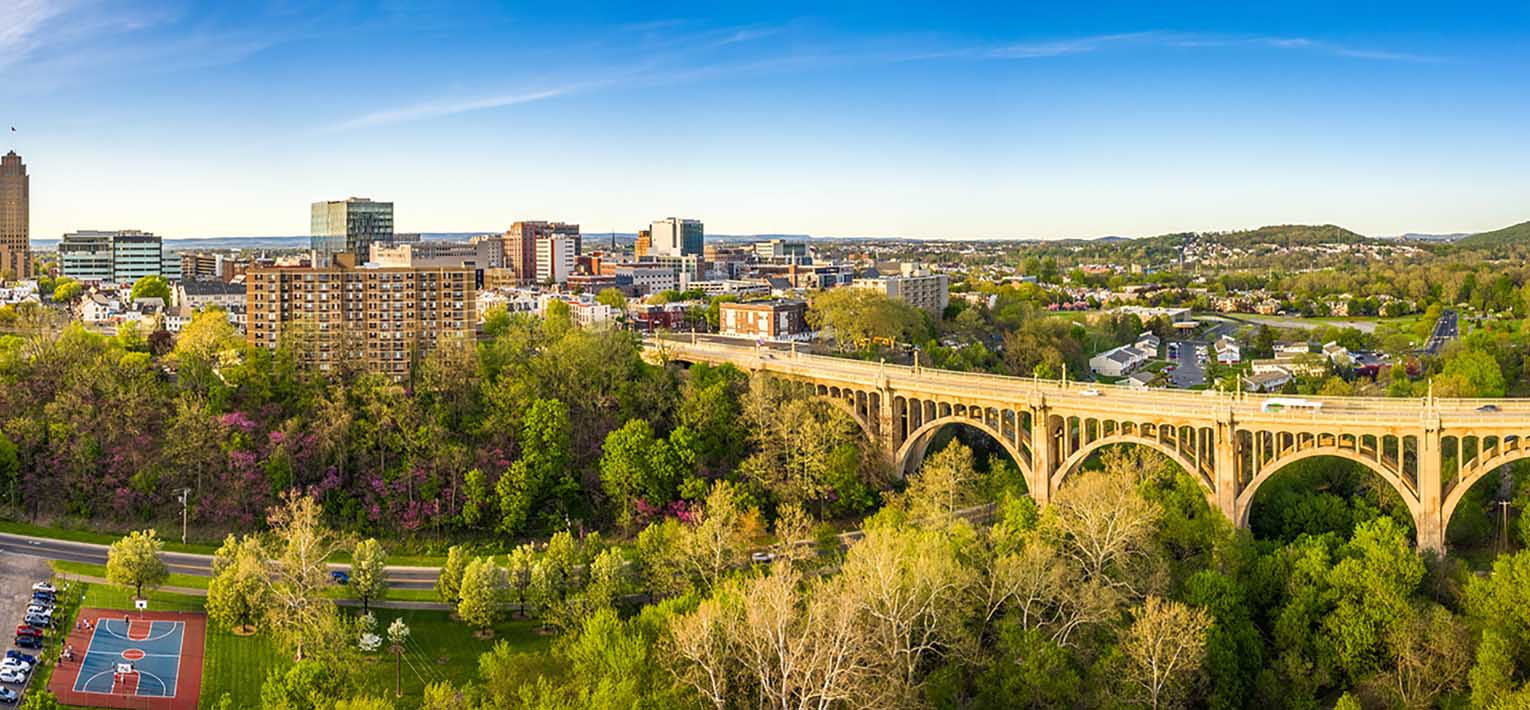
[0,658,30,674]
[13,636,40,650]
[30,593,53,604]
[3,652,35,666]
[31,582,56,595]
[0,686,17,703]
[23,615,48,630]
[330,570,350,585]
[0,668,26,684]
[13,626,39,638]
[24,605,49,617]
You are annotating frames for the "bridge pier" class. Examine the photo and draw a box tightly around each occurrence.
[1417,421,1446,555]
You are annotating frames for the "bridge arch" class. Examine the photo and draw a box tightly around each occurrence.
[1233,446,1422,529]
[1442,440,1528,535]
[895,416,1030,483]
[816,394,880,449]
[1051,434,1216,511]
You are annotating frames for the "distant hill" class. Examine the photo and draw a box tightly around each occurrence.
[1390,232,1472,242]
[1456,220,1530,249]
[1202,224,1371,248]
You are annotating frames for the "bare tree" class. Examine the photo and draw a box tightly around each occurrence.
[667,595,735,710]
[264,491,351,661]
[1042,466,1161,594]
[1120,596,1212,710]
[1374,603,1473,709]
[837,525,971,697]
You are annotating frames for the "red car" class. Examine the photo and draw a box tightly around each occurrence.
[13,626,39,639]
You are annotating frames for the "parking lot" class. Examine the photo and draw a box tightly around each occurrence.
[0,551,55,704]
[1167,340,1207,388]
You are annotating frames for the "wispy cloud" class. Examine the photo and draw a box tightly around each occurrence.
[979,30,1438,64]
[0,0,77,69]
[327,86,591,132]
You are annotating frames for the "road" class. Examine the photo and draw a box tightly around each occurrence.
[1423,308,1459,355]
[0,533,439,590]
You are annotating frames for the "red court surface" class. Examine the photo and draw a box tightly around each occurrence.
[48,608,206,710]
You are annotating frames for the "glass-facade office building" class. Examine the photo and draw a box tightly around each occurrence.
[311,198,394,264]
[59,229,178,284]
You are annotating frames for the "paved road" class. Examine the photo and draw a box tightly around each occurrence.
[1166,340,1206,388]
[0,533,438,590]
[1423,308,1459,355]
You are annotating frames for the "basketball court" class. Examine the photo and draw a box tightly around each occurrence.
[49,608,205,710]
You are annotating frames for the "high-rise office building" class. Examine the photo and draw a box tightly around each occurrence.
[0,151,30,279]
[311,198,394,264]
[649,218,703,257]
[633,229,652,258]
[59,229,179,284]
[535,235,578,284]
[502,221,579,285]
[246,254,474,381]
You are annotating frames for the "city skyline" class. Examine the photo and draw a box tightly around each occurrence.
[4,1,1529,241]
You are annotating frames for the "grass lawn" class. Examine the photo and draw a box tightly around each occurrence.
[70,583,550,707]
[52,559,211,590]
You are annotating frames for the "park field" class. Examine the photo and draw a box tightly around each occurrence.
[58,584,551,708]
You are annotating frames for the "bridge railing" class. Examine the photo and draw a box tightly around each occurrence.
[646,336,1530,424]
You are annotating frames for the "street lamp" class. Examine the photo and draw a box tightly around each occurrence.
[176,488,191,545]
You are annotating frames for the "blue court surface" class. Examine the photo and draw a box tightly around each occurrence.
[72,618,186,698]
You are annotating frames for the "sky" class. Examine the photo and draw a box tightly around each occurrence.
[3,1,1529,240]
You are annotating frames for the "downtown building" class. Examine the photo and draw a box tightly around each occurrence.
[497,221,581,285]
[59,230,181,284]
[246,253,474,381]
[852,264,950,315]
[311,197,394,264]
[0,152,30,279]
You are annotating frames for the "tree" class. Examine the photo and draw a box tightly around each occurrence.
[386,617,411,698]
[457,557,508,635]
[595,287,627,311]
[130,274,171,303]
[600,418,683,527]
[904,441,980,524]
[1374,603,1471,709]
[1120,596,1213,710]
[497,398,573,536]
[1041,456,1162,592]
[350,538,388,612]
[807,288,930,351]
[50,277,83,303]
[460,468,489,528]
[207,534,269,634]
[264,491,350,661]
[686,481,753,588]
[435,545,469,606]
[1436,347,1506,398]
[106,529,169,599]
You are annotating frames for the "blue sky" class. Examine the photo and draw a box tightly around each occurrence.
[4,1,1528,240]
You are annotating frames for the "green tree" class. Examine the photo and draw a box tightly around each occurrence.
[595,287,627,311]
[497,398,574,536]
[130,274,172,303]
[457,557,508,634]
[50,278,83,302]
[350,538,388,612]
[106,529,169,599]
[435,545,469,606]
[461,468,489,528]
[1436,347,1506,398]
[807,287,930,351]
[207,534,269,634]
[599,419,685,527]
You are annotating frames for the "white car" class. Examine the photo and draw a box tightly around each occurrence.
[30,583,55,595]
[1079,388,1103,397]
[0,668,26,684]
[0,659,28,674]
[24,605,50,616]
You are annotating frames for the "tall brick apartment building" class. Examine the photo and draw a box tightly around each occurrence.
[246,254,474,380]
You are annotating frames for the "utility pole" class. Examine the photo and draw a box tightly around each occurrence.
[177,488,191,544]
[1500,499,1513,554]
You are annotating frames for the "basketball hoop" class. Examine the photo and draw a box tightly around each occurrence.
[135,599,148,612]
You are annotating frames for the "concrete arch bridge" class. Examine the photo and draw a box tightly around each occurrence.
[646,337,1530,553]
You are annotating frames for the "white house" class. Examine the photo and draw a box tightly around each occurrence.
[1323,341,1354,368]
[77,293,116,323]
[1214,334,1241,365]
[1244,369,1293,392]
[1125,371,1156,390]
[1090,344,1148,378]
[1134,331,1161,358]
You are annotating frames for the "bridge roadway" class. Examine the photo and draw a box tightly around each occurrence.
[647,335,1530,553]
